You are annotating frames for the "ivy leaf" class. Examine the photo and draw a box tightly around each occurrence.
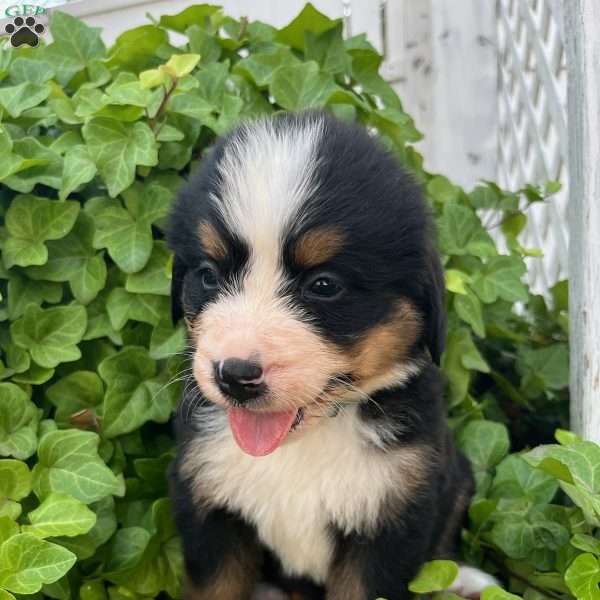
[2,138,63,193]
[438,203,496,258]
[3,195,79,268]
[369,107,422,146]
[159,5,222,33]
[491,455,558,505]
[0,383,39,460]
[454,291,486,337]
[46,371,104,424]
[187,26,222,64]
[6,272,63,320]
[529,442,600,494]
[91,183,171,273]
[28,213,107,305]
[481,586,522,600]
[349,47,401,110]
[107,25,168,72]
[24,493,96,539]
[472,256,528,304]
[234,46,300,87]
[0,82,49,118]
[518,344,569,391]
[276,3,337,50]
[565,553,600,600]
[106,288,168,330]
[270,61,337,110]
[304,23,351,75]
[32,430,121,504]
[9,56,54,85]
[0,517,19,545]
[156,124,184,142]
[0,460,31,519]
[56,496,117,560]
[46,11,106,85]
[164,54,201,78]
[0,459,31,502]
[409,560,459,593]
[442,326,489,405]
[0,533,76,594]
[60,146,97,201]
[11,305,87,369]
[82,118,158,197]
[571,534,600,556]
[105,527,152,572]
[168,89,213,121]
[98,347,177,438]
[459,421,510,472]
[104,72,152,107]
[490,516,537,559]
[125,241,171,296]
[105,499,182,597]
[445,269,471,295]
[92,201,152,274]
[82,292,123,345]
[470,184,501,209]
[149,319,185,360]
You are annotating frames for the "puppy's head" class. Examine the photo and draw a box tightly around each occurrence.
[168,111,445,456]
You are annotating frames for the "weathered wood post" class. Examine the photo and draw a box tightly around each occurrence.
[564,2,600,442]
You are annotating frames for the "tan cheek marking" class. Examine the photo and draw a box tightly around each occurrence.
[347,299,422,381]
[294,227,345,268]
[198,221,228,261]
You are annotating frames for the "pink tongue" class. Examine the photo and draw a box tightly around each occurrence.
[228,408,297,457]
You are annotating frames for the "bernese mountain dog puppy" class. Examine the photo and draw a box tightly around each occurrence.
[167,111,494,599]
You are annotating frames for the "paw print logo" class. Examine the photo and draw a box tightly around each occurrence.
[5,16,45,48]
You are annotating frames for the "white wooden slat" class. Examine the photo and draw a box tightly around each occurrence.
[348,0,383,53]
[383,0,497,189]
[496,0,569,294]
[516,1,568,155]
[564,1,600,443]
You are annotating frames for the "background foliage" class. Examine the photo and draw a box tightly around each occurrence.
[0,4,587,599]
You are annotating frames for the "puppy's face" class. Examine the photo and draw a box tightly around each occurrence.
[169,112,444,456]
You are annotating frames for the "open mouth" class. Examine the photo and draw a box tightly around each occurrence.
[227,406,306,457]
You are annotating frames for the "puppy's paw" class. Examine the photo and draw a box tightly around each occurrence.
[251,583,289,600]
[447,565,499,599]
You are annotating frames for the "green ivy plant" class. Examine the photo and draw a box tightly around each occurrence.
[0,3,584,599]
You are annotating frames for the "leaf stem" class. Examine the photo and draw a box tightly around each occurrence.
[149,76,178,131]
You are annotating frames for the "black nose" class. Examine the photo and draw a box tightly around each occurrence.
[214,358,266,403]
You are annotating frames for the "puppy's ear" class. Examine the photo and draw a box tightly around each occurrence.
[424,245,447,365]
[170,256,187,323]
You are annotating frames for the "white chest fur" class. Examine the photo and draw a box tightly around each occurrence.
[183,407,423,583]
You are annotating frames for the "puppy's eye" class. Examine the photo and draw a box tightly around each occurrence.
[303,274,344,301]
[197,263,220,290]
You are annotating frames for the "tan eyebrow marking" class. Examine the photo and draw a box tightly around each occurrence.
[294,227,345,268]
[198,221,228,261]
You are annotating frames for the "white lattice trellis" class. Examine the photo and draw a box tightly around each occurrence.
[497,0,568,292]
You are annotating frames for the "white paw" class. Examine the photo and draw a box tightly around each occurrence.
[447,565,499,599]
[251,582,289,600]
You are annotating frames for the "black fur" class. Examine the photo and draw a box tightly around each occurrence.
[168,111,474,599]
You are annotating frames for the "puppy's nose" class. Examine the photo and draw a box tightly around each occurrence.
[214,358,266,403]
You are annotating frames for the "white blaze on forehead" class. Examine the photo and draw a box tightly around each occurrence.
[196,116,330,389]
[212,116,324,283]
